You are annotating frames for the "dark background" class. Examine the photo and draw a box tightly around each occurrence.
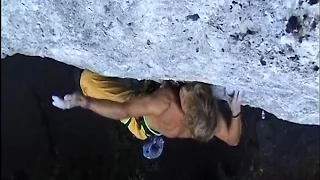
[1,54,319,180]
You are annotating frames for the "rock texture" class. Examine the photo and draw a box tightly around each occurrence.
[1,0,319,124]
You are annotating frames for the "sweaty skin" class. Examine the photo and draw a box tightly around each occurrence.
[52,82,242,145]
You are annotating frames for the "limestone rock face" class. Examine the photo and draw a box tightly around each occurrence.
[1,0,319,124]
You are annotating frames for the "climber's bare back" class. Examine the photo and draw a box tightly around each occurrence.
[136,83,191,138]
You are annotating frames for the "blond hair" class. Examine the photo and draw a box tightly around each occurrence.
[183,82,218,142]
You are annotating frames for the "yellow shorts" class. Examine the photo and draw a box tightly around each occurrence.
[80,69,161,140]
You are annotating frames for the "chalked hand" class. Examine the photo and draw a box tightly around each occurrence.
[226,90,243,118]
[52,92,84,110]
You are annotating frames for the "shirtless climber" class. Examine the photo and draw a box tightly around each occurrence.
[52,69,243,146]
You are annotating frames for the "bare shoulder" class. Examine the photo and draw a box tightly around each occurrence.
[150,87,173,108]
[157,82,178,99]
[122,88,171,118]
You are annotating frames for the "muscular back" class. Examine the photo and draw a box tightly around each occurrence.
[144,83,190,138]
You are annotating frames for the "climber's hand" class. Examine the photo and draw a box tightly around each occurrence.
[226,90,243,117]
[52,92,86,110]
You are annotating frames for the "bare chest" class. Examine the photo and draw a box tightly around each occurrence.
[146,104,190,138]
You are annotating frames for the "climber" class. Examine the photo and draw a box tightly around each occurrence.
[52,69,243,146]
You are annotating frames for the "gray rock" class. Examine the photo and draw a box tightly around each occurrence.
[1,0,319,124]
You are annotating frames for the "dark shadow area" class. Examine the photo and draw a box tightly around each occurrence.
[1,54,319,180]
